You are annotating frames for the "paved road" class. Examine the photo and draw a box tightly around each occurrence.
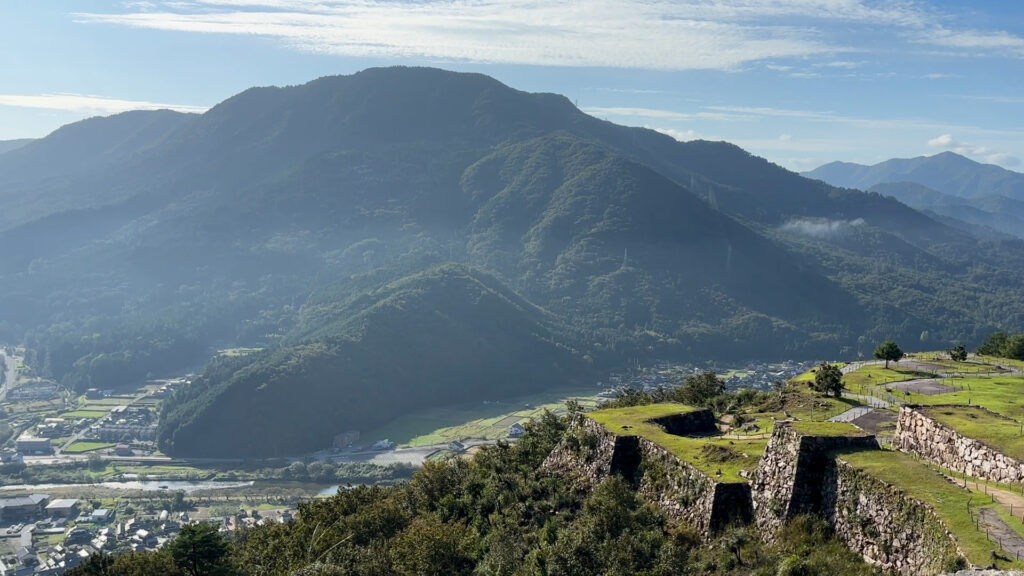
[828,406,875,423]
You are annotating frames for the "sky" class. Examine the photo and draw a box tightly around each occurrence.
[1,0,1023,172]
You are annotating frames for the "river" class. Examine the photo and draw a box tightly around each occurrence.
[0,480,255,493]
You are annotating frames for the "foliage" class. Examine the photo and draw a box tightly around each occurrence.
[810,362,844,397]
[948,344,968,362]
[873,339,904,368]
[167,523,233,576]
[157,264,590,457]
[976,331,1024,360]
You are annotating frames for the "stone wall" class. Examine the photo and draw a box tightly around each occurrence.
[893,406,1024,485]
[635,435,752,534]
[543,414,752,536]
[543,415,621,489]
[750,423,879,534]
[649,410,717,436]
[826,458,965,575]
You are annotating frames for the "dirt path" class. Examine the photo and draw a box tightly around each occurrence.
[884,378,961,395]
[978,507,1024,562]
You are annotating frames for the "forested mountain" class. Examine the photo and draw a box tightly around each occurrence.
[0,138,33,156]
[158,264,588,457]
[6,67,1024,455]
[804,151,1024,200]
[868,181,1024,239]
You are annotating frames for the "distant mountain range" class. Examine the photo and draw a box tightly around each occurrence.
[7,67,1024,456]
[0,139,33,156]
[804,153,1024,238]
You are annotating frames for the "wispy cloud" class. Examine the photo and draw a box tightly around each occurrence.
[927,134,1020,167]
[71,0,1024,72]
[0,93,208,114]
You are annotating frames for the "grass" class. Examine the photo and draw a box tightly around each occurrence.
[364,386,601,447]
[59,410,109,419]
[588,403,768,482]
[63,441,115,453]
[921,406,1024,462]
[789,421,866,437]
[893,376,1024,421]
[842,364,937,396]
[840,449,1024,570]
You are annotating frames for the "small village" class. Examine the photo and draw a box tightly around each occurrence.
[0,491,296,575]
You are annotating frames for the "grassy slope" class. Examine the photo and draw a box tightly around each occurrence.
[840,449,1024,569]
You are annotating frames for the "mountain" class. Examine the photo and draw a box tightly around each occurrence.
[869,181,1024,239]
[0,109,196,230]
[803,151,1024,200]
[7,67,1024,455]
[0,139,33,155]
[157,264,588,457]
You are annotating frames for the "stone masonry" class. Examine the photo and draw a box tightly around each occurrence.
[893,406,1024,485]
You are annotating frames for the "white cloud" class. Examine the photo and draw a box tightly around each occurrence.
[0,93,208,115]
[914,26,1024,58]
[780,217,865,238]
[927,133,1020,167]
[652,127,698,142]
[70,1,1024,71]
[582,106,742,122]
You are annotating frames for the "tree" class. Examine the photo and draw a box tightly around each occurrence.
[811,363,843,398]
[678,371,726,406]
[948,344,967,362]
[976,331,1008,356]
[167,523,232,576]
[873,339,903,368]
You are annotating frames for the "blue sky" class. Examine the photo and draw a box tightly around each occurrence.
[2,0,1023,171]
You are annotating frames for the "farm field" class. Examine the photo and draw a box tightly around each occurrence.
[63,441,115,454]
[364,386,602,447]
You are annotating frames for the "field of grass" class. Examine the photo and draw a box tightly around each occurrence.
[589,403,768,482]
[892,375,1024,420]
[842,364,936,395]
[364,386,602,447]
[59,410,109,419]
[789,421,865,437]
[922,406,1024,462]
[840,449,1024,570]
[63,441,115,453]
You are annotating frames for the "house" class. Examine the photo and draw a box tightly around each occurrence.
[14,435,51,455]
[114,444,133,457]
[45,499,80,518]
[90,509,114,523]
[447,441,467,453]
[0,495,49,521]
[85,388,103,399]
[508,422,526,438]
[370,439,395,450]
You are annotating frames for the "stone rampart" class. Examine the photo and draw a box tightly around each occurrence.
[750,423,879,534]
[543,412,751,536]
[893,406,1024,485]
[826,458,965,575]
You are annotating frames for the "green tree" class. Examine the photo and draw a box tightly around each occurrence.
[948,344,967,362]
[976,331,1008,356]
[679,371,726,406]
[873,339,903,368]
[811,363,844,398]
[167,523,232,576]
